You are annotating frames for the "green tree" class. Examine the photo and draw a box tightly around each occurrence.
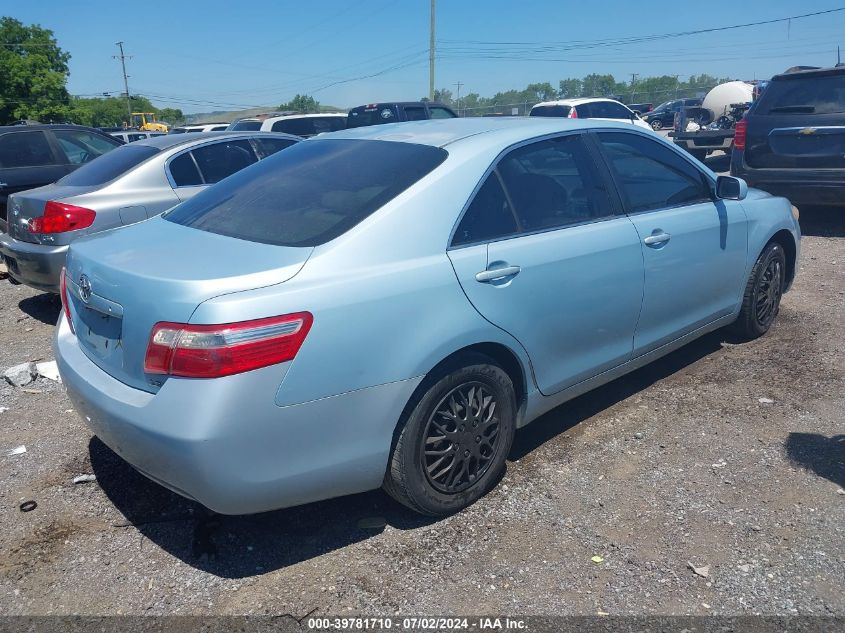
[0,17,72,124]
[580,73,620,98]
[524,82,557,102]
[557,78,583,99]
[157,107,184,124]
[279,94,320,113]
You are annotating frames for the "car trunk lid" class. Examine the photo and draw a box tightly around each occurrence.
[64,216,313,393]
[745,114,845,168]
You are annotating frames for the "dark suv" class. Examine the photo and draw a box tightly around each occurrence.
[346,102,457,128]
[642,98,702,131]
[0,124,122,233]
[731,66,845,207]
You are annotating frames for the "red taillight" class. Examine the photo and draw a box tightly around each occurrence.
[28,201,96,234]
[734,119,748,151]
[144,312,313,378]
[59,267,75,334]
[568,108,578,119]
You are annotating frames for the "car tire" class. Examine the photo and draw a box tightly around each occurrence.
[732,242,787,340]
[383,353,517,516]
[650,119,663,131]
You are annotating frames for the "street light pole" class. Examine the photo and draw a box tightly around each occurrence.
[429,0,436,101]
[113,41,132,127]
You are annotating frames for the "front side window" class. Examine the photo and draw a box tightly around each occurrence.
[601,102,634,119]
[228,120,262,131]
[190,139,257,184]
[497,135,613,232]
[54,130,119,164]
[253,137,298,159]
[428,106,456,119]
[166,139,447,247]
[0,131,56,168]
[597,132,711,213]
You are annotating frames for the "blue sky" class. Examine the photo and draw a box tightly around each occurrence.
[6,1,845,113]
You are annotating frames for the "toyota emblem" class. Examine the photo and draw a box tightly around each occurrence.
[79,274,92,303]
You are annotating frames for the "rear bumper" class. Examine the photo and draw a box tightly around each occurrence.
[674,136,734,151]
[55,315,422,514]
[0,232,67,292]
[731,154,845,206]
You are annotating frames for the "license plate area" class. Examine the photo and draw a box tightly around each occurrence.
[76,307,123,362]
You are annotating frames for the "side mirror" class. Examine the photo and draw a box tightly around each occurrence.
[716,175,748,201]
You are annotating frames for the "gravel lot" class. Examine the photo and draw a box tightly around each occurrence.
[0,207,842,618]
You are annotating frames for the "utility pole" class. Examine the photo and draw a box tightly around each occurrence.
[429,0,436,101]
[454,81,463,112]
[630,73,638,102]
[113,41,132,127]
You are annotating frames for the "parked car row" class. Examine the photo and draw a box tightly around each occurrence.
[0,81,811,519]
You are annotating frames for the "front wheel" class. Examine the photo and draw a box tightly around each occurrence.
[383,355,516,516]
[733,242,787,340]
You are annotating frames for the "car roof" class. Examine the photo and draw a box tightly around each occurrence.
[771,64,845,81]
[323,116,638,151]
[0,123,110,134]
[532,97,628,108]
[349,101,451,109]
[134,131,296,150]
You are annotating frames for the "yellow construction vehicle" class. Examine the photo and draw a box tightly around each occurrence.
[130,112,169,133]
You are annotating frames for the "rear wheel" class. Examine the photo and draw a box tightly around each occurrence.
[733,242,786,340]
[650,119,663,131]
[383,354,516,516]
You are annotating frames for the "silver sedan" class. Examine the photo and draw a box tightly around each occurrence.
[0,132,299,292]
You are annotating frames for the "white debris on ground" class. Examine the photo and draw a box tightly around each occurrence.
[6,445,27,456]
[72,474,97,484]
[35,360,61,383]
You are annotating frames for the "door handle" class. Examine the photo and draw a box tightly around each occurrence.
[643,231,671,247]
[475,265,521,283]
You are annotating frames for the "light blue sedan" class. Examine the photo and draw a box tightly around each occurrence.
[55,118,800,516]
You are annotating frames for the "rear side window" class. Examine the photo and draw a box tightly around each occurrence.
[271,116,346,137]
[594,102,633,119]
[229,120,262,131]
[597,132,711,212]
[166,139,447,247]
[530,105,572,117]
[58,144,160,186]
[498,135,613,231]
[190,139,257,184]
[755,73,845,115]
[253,137,298,159]
[168,152,203,187]
[452,174,518,246]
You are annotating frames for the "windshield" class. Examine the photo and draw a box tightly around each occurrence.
[57,144,160,186]
[529,105,572,117]
[755,73,845,115]
[166,139,447,247]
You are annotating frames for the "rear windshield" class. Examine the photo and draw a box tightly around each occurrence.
[57,144,160,186]
[229,120,262,131]
[346,105,398,128]
[166,139,447,247]
[271,116,347,137]
[755,73,845,115]
[529,105,572,117]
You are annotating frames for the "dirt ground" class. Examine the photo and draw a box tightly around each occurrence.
[0,207,842,617]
